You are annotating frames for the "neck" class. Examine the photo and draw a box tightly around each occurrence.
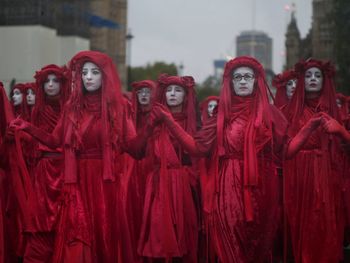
[169,104,183,113]
[305,91,321,99]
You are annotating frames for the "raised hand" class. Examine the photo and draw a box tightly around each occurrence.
[9,117,30,131]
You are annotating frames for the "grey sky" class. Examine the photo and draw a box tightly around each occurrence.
[128,0,312,83]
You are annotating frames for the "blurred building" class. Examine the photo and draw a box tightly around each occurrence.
[285,0,334,69]
[236,30,273,70]
[0,0,128,92]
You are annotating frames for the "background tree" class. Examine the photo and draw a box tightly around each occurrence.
[127,62,178,90]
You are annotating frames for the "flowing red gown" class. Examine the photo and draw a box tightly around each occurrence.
[206,103,286,263]
[138,113,199,261]
[284,103,345,263]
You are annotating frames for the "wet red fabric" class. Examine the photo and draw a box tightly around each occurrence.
[284,59,345,263]
[205,57,287,262]
[124,80,157,262]
[138,75,199,261]
[41,51,132,263]
[22,65,70,262]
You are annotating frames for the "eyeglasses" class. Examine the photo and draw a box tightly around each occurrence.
[232,73,255,82]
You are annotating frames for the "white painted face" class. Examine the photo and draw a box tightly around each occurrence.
[207,100,218,117]
[44,74,61,96]
[26,88,36,105]
[137,87,151,106]
[166,85,185,107]
[232,67,255,97]
[12,88,23,106]
[82,62,102,92]
[286,79,297,99]
[305,67,323,93]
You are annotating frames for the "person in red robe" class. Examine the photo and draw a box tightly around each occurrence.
[284,59,350,263]
[22,64,70,262]
[272,69,297,112]
[25,82,37,120]
[137,74,199,262]
[10,51,137,262]
[199,96,219,123]
[10,83,30,120]
[153,56,288,262]
[125,80,157,262]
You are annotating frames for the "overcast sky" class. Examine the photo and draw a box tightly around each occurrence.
[128,0,312,83]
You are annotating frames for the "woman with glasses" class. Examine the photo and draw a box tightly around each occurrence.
[153,56,288,262]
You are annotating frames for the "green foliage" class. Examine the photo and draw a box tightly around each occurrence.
[195,75,220,102]
[127,62,178,90]
[333,0,350,95]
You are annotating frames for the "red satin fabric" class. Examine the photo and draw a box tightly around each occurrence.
[137,115,198,261]
[284,105,345,263]
[284,59,345,263]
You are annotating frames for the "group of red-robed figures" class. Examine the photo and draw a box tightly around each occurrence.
[0,51,349,263]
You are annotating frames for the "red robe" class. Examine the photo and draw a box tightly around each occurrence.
[138,113,199,261]
[284,103,345,263]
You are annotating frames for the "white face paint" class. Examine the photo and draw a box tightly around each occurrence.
[82,62,102,92]
[305,67,323,93]
[44,74,61,96]
[207,100,218,117]
[26,88,36,105]
[12,88,23,106]
[232,67,255,97]
[286,79,297,99]
[336,98,342,108]
[165,85,185,108]
[137,87,151,106]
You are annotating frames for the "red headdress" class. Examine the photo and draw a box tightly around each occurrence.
[156,74,197,135]
[272,69,297,108]
[63,50,124,183]
[10,83,30,120]
[199,96,219,123]
[287,59,340,126]
[217,56,276,221]
[32,64,70,128]
[131,80,157,128]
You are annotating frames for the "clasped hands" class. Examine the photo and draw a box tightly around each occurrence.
[308,112,345,135]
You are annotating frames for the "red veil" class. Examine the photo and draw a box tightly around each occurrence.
[10,83,30,120]
[32,64,70,128]
[272,69,297,108]
[131,80,157,130]
[199,96,219,123]
[217,56,278,221]
[63,51,125,183]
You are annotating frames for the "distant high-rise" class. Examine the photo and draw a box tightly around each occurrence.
[236,30,273,70]
[0,0,128,90]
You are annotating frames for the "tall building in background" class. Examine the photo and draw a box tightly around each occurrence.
[236,30,273,70]
[285,0,333,69]
[0,0,128,91]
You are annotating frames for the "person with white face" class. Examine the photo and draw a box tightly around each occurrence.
[304,67,323,95]
[232,67,255,97]
[12,88,23,106]
[82,62,102,92]
[207,99,218,117]
[137,87,151,106]
[26,88,36,106]
[286,79,297,99]
[44,74,61,97]
[165,84,185,112]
